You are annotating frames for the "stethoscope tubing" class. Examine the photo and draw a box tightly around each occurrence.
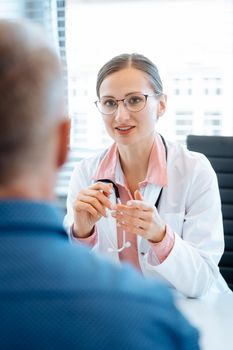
[95,179,131,252]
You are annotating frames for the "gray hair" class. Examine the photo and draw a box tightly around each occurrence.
[96,53,163,98]
[0,20,64,185]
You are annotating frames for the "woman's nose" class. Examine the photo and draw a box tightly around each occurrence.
[114,101,130,122]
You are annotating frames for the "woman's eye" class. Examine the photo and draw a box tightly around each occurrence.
[128,96,142,105]
[104,99,117,107]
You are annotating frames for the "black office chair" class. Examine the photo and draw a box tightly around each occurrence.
[186,135,233,291]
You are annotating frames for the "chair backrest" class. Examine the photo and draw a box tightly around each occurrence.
[186,135,233,291]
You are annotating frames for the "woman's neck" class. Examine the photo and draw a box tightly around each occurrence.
[117,135,155,194]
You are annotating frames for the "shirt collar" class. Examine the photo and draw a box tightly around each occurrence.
[93,133,167,187]
[143,133,167,186]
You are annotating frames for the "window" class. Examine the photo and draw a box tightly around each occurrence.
[175,112,193,142]
[1,0,233,204]
[204,112,222,135]
[203,77,223,96]
[173,78,193,96]
[66,0,233,153]
[176,120,193,126]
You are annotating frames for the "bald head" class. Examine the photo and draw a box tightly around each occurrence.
[0,20,66,187]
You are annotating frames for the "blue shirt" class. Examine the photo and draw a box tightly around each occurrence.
[0,200,199,350]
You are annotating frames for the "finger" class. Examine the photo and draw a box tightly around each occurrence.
[79,189,113,209]
[115,214,146,229]
[116,201,154,212]
[116,221,147,237]
[114,208,155,229]
[112,205,148,219]
[74,199,99,218]
[92,182,113,196]
[134,189,144,201]
[76,193,107,216]
[115,208,156,223]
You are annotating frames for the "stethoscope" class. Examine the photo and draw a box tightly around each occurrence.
[96,178,132,253]
[97,135,167,253]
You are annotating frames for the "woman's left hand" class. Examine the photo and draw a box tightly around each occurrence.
[111,190,166,243]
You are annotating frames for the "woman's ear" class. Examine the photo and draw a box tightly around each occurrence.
[157,94,167,119]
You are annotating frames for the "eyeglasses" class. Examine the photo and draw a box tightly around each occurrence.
[94,92,161,115]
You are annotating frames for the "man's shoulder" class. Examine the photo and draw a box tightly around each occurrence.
[33,243,192,347]
[49,241,171,301]
[0,228,199,350]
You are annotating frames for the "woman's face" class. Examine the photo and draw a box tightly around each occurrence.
[98,67,166,147]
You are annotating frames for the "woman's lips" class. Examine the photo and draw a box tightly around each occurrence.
[115,126,135,134]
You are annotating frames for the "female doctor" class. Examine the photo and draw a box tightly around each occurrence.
[64,53,230,298]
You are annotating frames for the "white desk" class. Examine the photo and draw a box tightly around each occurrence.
[177,293,233,350]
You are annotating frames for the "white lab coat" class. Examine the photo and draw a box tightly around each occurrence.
[64,140,231,298]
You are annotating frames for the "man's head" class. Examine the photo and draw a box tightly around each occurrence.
[0,20,69,198]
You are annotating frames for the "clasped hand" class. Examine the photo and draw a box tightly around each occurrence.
[73,183,165,242]
[111,190,166,243]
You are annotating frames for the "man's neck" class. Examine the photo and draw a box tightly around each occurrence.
[0,174,55,201]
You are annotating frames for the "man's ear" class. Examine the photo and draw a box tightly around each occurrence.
[157,94,167,119]
[56,117,71,168]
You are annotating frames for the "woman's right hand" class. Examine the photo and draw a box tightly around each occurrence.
[72,182,113,238]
